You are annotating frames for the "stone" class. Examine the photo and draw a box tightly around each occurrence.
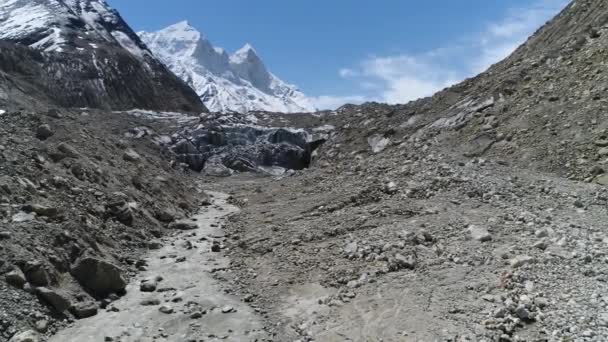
[467,225,492,242]
[5,269,27,289]
[12,212,35,223]
[105,200,134,226]
[123,149,141,163]
[368,135,391,153]
[24,261,50,287]
[596,174,608,185]
[533,239,550,250]
[71,257,127,297]
[595,139,608,147]
[8,330,39,342]
[70,302,99,319]
[34,320,48,333]
[148,241,162,250]
[384,181,398,194]
[514,305,533,320]
[140,298,161,306]
[29,204,58,218]
[190,311,203,319]
[599,147,608,157]
[36,287,71,312]
[390,253,416,271]
[36,125,54,140]
[510,255,535,268]
[221,306,234,313]
[57,143,79,159]
[140,280,157,292]
[155,208,177,223]
[46,109,62,118]
[344,242,358,254]
[168,219,198,230]
[159,305,173,314]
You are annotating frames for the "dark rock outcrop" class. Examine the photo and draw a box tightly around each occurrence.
[71,257,127,297]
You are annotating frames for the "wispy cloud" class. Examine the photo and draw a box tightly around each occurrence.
[319,0,568,109]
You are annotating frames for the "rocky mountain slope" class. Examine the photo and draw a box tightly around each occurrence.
[317,0,608,181]
[139,21,316,114]
[0,108,207,341]
[0,0,206,112]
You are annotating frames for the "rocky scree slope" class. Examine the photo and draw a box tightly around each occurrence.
[139,21,316,114]
[314,0,608,183]
[0,108,206,341]
[0,0,206,112]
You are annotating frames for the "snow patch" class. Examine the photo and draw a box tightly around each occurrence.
[111,31,145,59]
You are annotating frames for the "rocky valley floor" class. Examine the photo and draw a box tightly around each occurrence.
[208,153,608,342]
[3,106,608,342]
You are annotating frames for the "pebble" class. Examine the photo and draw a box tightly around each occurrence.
[158,305,174,314]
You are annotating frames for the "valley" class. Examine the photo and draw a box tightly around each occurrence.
[1,0,608,341]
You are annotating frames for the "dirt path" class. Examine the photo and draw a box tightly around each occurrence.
[49,191,269,342]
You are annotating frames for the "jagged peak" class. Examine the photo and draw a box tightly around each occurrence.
[231,43,261,64]
[167,20,195,31]
[157,20,202,41]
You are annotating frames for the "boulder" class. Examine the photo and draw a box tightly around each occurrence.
[36,287,71,313]
[8,330,39,342]
[35,124,54,140]
[24,261,50,287]
[368,135,391,153]
[27,204,58,218]
[105,200,134,226]
[70,302,99,319]
[123,149,141,163]
[57,143,79,159]
[168,219,198,230]
[467,225,492,242]
[5,269,27,289]
[140,279,157,292]
[71,257,127,297]
[155,208,177,223]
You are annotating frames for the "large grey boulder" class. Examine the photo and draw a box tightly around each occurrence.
[71,257,127,297]
[36,287,71,313]
[24,261,50,287]
[5,268,27,289]
[168,219,198,230]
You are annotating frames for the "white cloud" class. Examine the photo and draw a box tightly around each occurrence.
[329,0,568,106]
[338,68,358,78]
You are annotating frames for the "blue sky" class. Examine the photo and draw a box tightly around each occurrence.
[108,0,569,109]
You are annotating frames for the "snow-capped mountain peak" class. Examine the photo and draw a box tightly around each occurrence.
[232,43,257,60]
[140,22,316,113]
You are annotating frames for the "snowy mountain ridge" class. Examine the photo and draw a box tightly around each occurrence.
[0,0,149,57]
[139,21,316,113]
[0,0,206,112]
